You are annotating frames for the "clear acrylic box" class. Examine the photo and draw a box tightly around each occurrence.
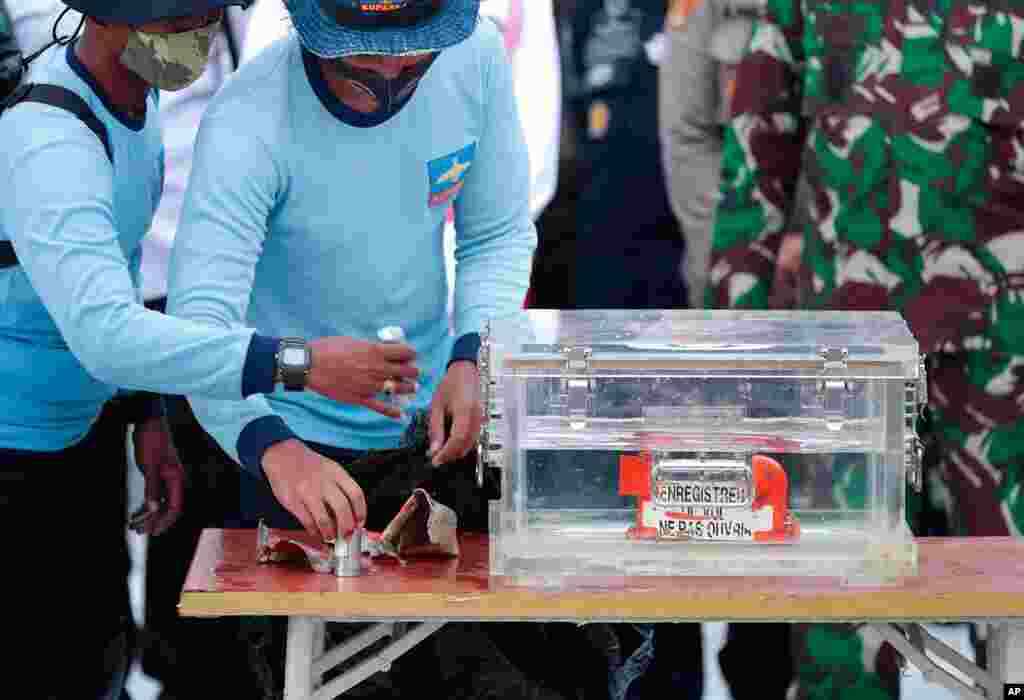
[478,310,927,585]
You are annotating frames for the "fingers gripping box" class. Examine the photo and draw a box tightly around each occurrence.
[477,311,926,585]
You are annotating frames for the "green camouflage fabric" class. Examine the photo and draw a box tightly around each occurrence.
[119,25,217,91]
[706,0,1024,697]
[707,0,1024,531]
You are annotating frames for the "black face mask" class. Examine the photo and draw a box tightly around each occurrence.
[328,53,439,119]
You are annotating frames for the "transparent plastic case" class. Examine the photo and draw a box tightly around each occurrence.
[479,311,926,585]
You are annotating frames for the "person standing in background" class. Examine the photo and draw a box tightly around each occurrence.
[657,3,797,697]
[555,3,700,699]
[658,0,751,308]
[562,0,688,310]
[707,0,1024,697]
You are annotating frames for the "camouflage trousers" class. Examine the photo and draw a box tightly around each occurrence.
[789,351,1024,700]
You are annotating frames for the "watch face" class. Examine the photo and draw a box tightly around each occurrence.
[282,347,307,367]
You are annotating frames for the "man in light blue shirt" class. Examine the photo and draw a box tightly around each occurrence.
[0,1,421,696]
[168,0,536,539]
[0,0,424,524]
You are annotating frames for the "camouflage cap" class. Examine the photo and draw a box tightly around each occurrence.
[62,0,253,26]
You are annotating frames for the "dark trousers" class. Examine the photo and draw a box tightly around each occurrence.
[136,296,261,697]
[139,394,266,698]
[719,624,794,699]
[0,406,135,700]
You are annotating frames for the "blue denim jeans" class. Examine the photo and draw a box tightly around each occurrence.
[611,624,704,700]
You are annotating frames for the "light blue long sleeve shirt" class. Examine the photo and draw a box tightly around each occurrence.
[167,18,536,477]
[0,44,278,451]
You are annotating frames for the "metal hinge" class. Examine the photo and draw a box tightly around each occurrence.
[562,346,593,372]
[818,347,851,431]
[820,346,849,372]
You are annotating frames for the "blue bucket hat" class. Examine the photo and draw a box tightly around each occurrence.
[285,0,480,58]
[62,0,252,25]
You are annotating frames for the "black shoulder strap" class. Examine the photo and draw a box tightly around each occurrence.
[0,241,16,269]
[9,83,112,161]
[0,82,112,269]
[221,8,239,71]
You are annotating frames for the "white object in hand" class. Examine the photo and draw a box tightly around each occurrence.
[378,326,413,409]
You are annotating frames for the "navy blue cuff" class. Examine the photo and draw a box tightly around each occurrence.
[237,415,298,479]
[447,332,481,369]
[242,334,281,398]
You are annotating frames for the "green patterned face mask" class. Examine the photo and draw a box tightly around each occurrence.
[119,23,218,91]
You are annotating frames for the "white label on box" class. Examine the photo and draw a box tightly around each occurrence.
[654,506,774,541]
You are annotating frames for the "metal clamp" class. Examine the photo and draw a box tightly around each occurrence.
[819,347,851,430]
[905,436,924,494]
[916,354,928,411]
[562,346,593,373]
[820,346,849,372]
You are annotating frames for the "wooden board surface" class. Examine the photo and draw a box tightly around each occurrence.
[180,529,1024,622]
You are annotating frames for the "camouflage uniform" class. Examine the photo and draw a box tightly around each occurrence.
[707,0,1024,696]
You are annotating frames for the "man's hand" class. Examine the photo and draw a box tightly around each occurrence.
[427,361,483,467]
[770,232,803,310]
[130,416,185,536]
[262,439,367,542]
[306,337,419,420]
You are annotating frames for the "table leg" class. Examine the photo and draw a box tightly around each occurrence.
[870,624,991,700]
[310,621,446,700]
[284,616,317,700]
[312,620,327,688]
[988,622,1024,684]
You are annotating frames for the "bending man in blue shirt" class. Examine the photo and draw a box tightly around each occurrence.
[167,0,536,540]
[0,1,421,696]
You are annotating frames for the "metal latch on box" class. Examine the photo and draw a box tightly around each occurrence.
[819,346,852,431]
[560,347,594,429]
[477,322,500,487]
[915,354,928,410]
[903,354,929,493]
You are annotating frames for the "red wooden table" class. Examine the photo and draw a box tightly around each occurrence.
[181,530,1024,700]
